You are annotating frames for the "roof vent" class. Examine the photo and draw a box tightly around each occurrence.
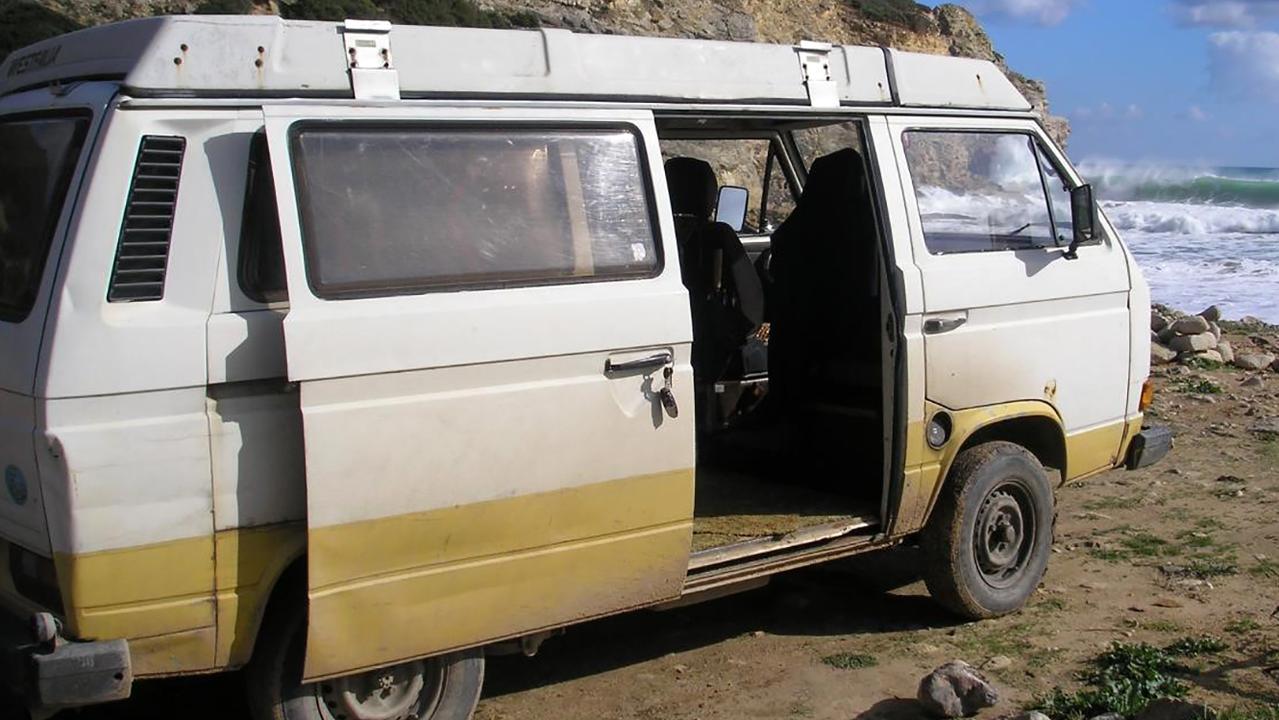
[107,135,185,302]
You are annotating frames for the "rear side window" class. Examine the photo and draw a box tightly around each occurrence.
[0,113,89,321]
[238,133,287,303]
[902,131,1058,255]
[290,125,660,299]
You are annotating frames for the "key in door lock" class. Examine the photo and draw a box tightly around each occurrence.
[658,366,679,419]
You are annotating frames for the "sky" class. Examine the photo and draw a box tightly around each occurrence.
[921,0,1279,168]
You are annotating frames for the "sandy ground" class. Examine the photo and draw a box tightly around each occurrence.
[11,349,1279,720]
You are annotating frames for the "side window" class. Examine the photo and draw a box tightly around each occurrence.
[290,126,659,299]
[793,122,865,169]
[238,132,287,303]
[659,138,798,234]
[0,113,89,320]
[902,131,1057,255]
[1035,143,1076,246]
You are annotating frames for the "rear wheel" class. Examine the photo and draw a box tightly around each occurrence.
[921,441,1054,619]
[246,609,484,720]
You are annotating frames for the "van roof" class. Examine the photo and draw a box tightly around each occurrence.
[0,15,1031,112]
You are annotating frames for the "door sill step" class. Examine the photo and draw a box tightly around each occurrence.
[687,514,878,572]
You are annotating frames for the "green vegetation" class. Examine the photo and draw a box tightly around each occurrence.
[1031,637,1233,720]
[0,0,80,59]
[1249,558,1279,579]
[1164,635,1229,657]
[1213,705,1279,720]
[193,0,542,28]
[1179,557,1239,579]
[1224,618,1260,635]
[820,651,878,670]
[1184,356,1225,371]
[846,0,933,31]
[1172,377,1223,395]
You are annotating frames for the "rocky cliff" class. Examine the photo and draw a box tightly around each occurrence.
[1,0,1067,144]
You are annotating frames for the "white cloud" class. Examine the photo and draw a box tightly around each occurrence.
[1069,101,1143,121]
[966,0,1083,26]
[1172,0,1279,28]
[1207,30,1279,101]
[1186,105,1210,121]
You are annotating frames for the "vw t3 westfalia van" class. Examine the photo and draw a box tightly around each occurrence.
[0,15,1169,720]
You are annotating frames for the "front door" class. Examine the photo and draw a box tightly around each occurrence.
[263,105,696,680]
[890,116,1132,478]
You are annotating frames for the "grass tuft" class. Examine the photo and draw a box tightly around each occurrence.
[821,652,878,670]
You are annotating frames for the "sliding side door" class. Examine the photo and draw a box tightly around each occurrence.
[262,106,695,680]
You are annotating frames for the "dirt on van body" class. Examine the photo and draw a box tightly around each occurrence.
[38,322,1279,720]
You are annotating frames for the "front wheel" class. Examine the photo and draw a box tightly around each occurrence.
[246,608,484,720]
[921,441,1055,620]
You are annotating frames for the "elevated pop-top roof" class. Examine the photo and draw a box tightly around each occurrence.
[0,15,1031,112]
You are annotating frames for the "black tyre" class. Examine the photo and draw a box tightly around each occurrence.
[246,608,484,720]
[921,441,1055,619]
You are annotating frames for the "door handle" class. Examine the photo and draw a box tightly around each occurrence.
[604,352,672,374]
[923,314,968,335]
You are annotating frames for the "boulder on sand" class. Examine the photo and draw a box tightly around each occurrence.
[1198,305,1221,322]
[1151,311,1169,333]
[1234,353,1277,371]
[1169,332,1217,353]
[1151,344,1178,365]
[1171,316,1211,335]
[1217,340,1235,364]
[917,661,999,718]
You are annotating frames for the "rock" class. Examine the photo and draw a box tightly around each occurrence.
[1151,343,1178,365]
[1198,305,1222,322]
[1187,349,1223,364]
[1158,326,1177,343]
[1135,699,1211,720]
[1007,713,1051,720]
[1171,316,1211,335]
[917,661,1000,718]
[1151,311,1169,332]
[1090,714,1126,720]
[981,655,1013,671]
[1217,339,1234,364]
[1243,375,1264,388]
[1168,332,1217,352]
[1272,357,1279,372]
[1234,352,1277,370]
[1209,321,1222,340]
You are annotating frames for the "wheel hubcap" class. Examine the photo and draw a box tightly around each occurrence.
[317,659,444,720]
[974,484,1036,589]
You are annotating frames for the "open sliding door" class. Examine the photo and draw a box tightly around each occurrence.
[262,105,696,680]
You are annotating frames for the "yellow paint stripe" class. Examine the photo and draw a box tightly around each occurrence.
[309,469,694,589]
[305,469,695,680]
[1064,421,1127,480]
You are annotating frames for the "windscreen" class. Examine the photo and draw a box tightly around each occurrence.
[0,113,89,322]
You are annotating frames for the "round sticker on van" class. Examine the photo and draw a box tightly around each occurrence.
[5,465,27,506]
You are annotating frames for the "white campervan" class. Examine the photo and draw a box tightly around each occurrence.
[0,15,1168,720]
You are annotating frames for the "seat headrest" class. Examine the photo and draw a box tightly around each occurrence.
[664,157,718,220]
[800,148,866,208]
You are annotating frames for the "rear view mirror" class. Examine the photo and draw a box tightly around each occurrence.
[715,186,749,232]
[1065,183,1096,260]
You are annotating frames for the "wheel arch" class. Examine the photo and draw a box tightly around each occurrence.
[917,401,1065,530]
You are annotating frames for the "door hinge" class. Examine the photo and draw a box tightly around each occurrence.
[796,40,839,109]
[342,19,400,101]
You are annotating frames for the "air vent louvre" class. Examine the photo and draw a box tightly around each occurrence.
[107,135,185,302]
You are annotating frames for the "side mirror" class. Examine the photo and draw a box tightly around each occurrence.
[1065,183,1096,260]
[715,185,749,233]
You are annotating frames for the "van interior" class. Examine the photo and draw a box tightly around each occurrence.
[655,118,897,569]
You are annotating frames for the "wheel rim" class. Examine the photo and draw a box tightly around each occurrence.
[315,658,445,720]
[973,480,1037,589]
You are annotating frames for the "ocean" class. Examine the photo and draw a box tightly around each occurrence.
[1083,162,1279,323]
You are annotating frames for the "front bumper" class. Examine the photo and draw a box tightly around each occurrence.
[1,611,132,716]
[1125,425,1174,470]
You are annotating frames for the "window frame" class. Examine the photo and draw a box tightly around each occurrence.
[0,109,92,323]
[285,120,666,301]
[237,131,288,305]
[899,127,1069,257]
